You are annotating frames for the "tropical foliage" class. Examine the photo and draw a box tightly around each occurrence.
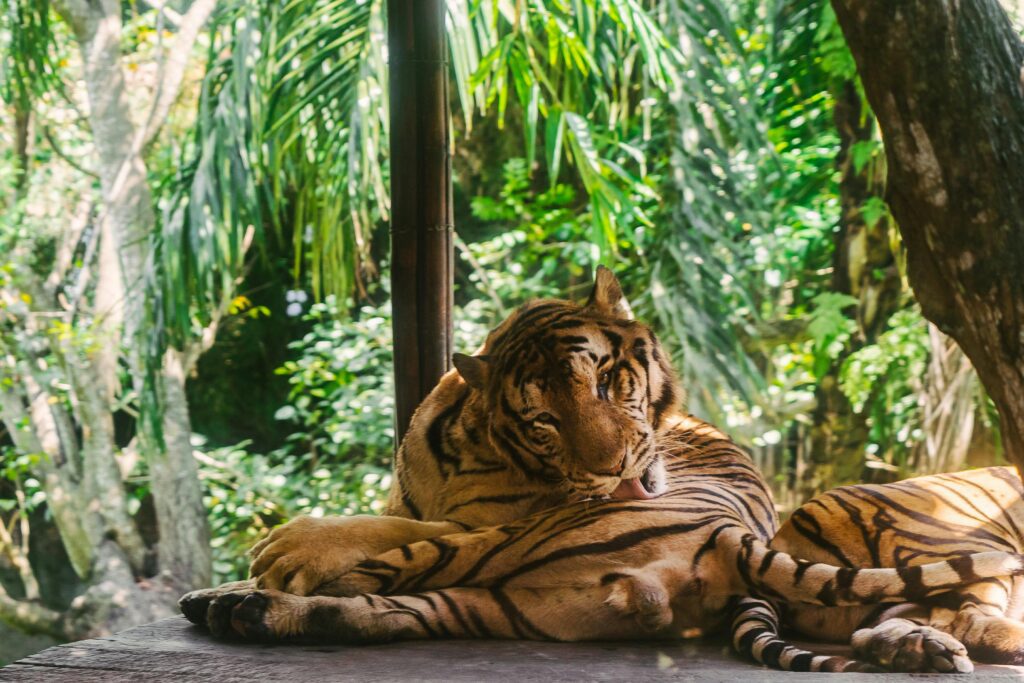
[0,0,1006,662]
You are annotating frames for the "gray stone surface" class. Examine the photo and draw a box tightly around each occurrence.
[1,616,1022,681]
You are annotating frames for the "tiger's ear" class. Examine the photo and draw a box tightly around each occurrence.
[586,265,634,319]
[453,353,490,390]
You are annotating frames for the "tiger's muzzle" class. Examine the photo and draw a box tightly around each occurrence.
[610,455,667,500]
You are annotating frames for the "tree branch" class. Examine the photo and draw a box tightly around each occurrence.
[0,584,66,639]
[139,0,218,149]
[45,196,94,299]
[42,126,99,179]
[50,0,92,36]
[55,352,149,575]
[0,504,41,601]
[137,0,182,27]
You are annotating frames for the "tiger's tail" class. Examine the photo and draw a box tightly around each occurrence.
[718,526,1024,607]
[730,598,881,672]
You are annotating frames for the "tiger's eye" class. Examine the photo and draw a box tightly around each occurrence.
[533,411,556,425]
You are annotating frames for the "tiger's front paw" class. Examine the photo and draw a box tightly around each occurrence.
[179,579,255,625]
[206,589,313,640]
[852,618,973,673]
[249,515,382,595]
[205,589,377,643]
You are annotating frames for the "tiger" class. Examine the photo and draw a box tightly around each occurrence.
[768,466,1024,672]
[180,268,1024,673]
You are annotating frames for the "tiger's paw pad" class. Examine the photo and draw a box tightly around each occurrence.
[604,572,673,632]
[206,589,308,641]
[179,579,255,626]
[852,619,973,673]
[206,592,247,639]
[229,592,275,640]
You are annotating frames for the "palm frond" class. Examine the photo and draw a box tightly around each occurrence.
[0,0,62,108]
[150,0,840,432]
[641,0,841,422]
[153,0,386,347]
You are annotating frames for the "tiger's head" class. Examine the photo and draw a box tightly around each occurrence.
[453,267,681,500]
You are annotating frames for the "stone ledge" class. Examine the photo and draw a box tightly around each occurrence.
[1,616,1021,681]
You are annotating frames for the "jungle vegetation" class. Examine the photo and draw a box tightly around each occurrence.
[0,0,1021,662]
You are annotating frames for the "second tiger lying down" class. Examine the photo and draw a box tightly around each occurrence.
[773,466,1024,672]
[180,269,1024,673]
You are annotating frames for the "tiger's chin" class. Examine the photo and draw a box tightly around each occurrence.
[610,456,666,500]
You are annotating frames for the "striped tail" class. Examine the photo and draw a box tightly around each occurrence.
[719,527,1024,607]
[730,598,882,672]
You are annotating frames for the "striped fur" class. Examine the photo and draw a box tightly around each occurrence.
[731,598,879,672]
[180,269,1024,673]
[772,467,1024,672]
[387,267,681,524]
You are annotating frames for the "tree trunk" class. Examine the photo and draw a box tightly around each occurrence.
[830,0,1024,467]
[56,0,212,590]
[0,0,216,641]
[150,350,212,587]
[832,81,902,343]
[388,0,454,445]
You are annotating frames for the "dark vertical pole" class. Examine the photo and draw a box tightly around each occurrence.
[388,0,454,446]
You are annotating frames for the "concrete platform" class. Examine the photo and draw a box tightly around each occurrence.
[1,616,1022,681]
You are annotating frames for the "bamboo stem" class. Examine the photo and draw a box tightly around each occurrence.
[388,0,454,446]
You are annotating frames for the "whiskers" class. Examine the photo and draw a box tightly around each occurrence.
[655,426,702,459]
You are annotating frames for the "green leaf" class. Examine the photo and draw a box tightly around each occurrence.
[808,292,859,344]
[860,196,889,229]
[850,139,881,175]
[274,406,297,421]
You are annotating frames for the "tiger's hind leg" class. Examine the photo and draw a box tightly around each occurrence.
[785,602,974,673]
[205,578,675,643]
[850,579,1024,672]
[851,579,1024,670]
[942,578,1024,665]
[851,612,973,673]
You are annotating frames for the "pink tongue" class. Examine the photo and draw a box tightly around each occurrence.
[610,478,658,500]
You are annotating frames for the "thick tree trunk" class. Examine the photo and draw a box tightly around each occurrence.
[831,0,1024,466]
[151,350,212,587]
